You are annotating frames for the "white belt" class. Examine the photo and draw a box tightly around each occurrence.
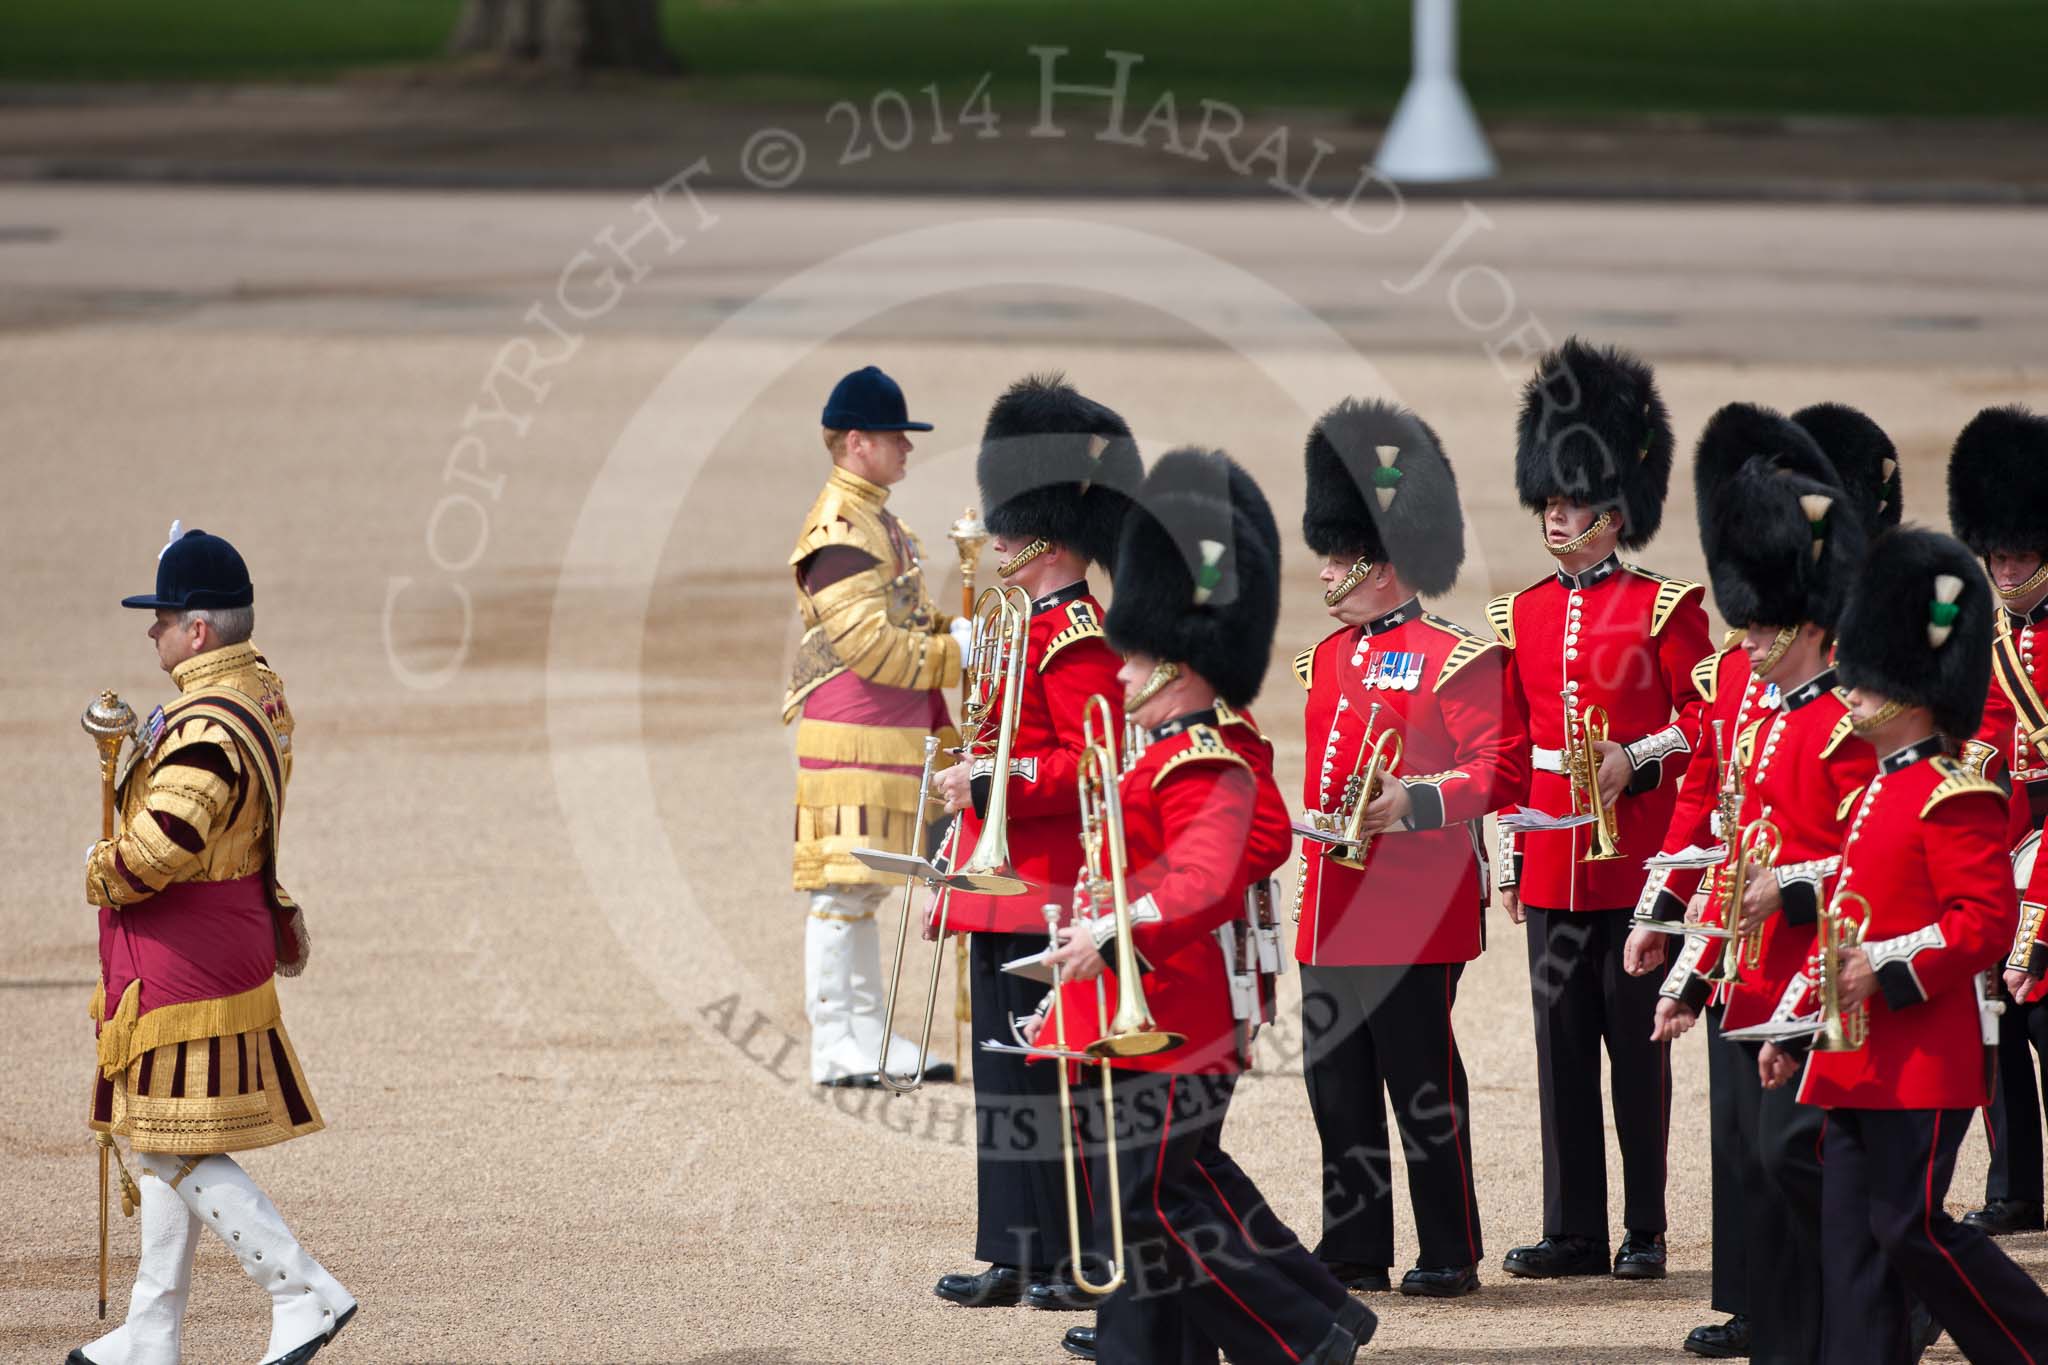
[1531,746,1566,775]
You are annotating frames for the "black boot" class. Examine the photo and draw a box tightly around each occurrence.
[1302,1299,1379,1365]
[1612,1230,1667,1280]
[1683,1314,1750,1358]
[1025,1278,1097,1312]
[933,1264,1026,1307]
[1400,1263,1480,1298]
[1502,1235,1609,1278]
[1061,1326,1096,1360]
[1961,1198,2045,1236]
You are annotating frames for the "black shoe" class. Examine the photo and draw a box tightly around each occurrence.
[1401,1263,1480,1298]
[1303,1299,1379,1365]
[1319,1258,1392,1292]
[263,1339,326,1365]
[1502,1235,1609,1278]
[1683,1314,1750,1358]
[1613,1230,1667,1280]
[66,1354,94,1365]
[934,1264,1026,1307]
[1962,1198,2044,1236]
[1026,1278,1097,1311]
[1062,1326,1097,1361]
[1909,1301,1944,1361]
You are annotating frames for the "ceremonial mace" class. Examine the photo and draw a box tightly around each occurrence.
[82,690,137,1320]
[947,508,991,1079]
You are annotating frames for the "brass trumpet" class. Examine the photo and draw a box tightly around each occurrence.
[1045,695,1183,1297]
[874,736,948,1093]
[1329,703,1402,872]
[1813,890,1871,1052]
[1707,819,1782,987]
[1562,692,1623,862]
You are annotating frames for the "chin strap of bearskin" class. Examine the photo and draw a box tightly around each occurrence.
[997,538,1050,578]
[1127,661,1181,712]
[1544,509,1614,560]
[1324,557,1375,607]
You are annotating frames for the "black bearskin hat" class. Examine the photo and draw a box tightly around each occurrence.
[1948,404,2048,559]
[977,373,1144,567]
[1793,402,1902,530]
[1694,403,1864,631]
[1514,337,1674,550]
[1106,448,1280,709]
[1835,528,1993,739]
[1301,398,1465,598]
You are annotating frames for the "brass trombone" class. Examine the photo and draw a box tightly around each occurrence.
[1043,695,1183,1296]
[858,587,1031,1091]
[1562,692,1623,862]
[952,585,1034,888]
[1706,819,1782,988]
[1813,890,1871,1052]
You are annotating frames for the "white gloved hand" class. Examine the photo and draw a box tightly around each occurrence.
[948,617,974,657]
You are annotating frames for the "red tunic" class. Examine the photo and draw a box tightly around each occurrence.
[1798,742,2016,1111]
[942,582,1124,935]
[1031,715,1292,1075]
[1490,556,1711,911]
[1974,609,2048,927]
[1292,601,1529,966]
[1718,674,1875,1032]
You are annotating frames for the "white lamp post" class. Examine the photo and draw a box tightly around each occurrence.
[1374,0,1498,183]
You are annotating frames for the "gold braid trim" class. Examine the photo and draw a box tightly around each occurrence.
[1435,636,1502,691]
[1293,646,1315,692]
[1646,577,1704,637]
[795,767,927,812]
[95,979,280,1081]
[1821,707,1856,760]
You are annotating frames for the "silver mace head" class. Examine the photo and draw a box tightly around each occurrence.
[82,690,138,757]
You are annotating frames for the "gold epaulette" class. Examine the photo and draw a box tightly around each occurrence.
[1921,756,2004,817]
[1214,699,1261,736]
[1040,600,1105,671]
[1293,645,1316,691]
[1836,785,1865,821]
[1820,701,1856,760]
[1631,570,1704,637]
[1691,649,1725,705]
[1484,591,1520,649]
[1435,635,1503,692]
[1737,717,1764,766]
[1152,725,1251,788]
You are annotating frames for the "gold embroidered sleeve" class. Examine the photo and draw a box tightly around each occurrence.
[90,719,241,905]
[807,565,962,692]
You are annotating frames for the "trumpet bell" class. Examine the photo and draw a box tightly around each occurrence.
[1088,1027,1185,1059]
[953,869,1029,896]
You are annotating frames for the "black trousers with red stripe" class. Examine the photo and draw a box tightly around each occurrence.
[1726,1039,1823,1364]
[968,929,1072,1273]
[1822,1106,2048,1365]
[1524,905,1670,1238]
[1300,961,1483,1271]
[1084,1069,1348,1365]
[1986,996,2048,1206]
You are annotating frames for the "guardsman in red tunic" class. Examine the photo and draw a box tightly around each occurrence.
[1648,406,1877,1365]
[927,374,1139,1313]
[1951,404,2048,1237]
[75,528,353,1365]
[1291,399,1528,1298]
[1489,339,1712,1281]
[1041,449,1375,1365]
[1792,527,2048,1365]
[1631,400,1900,1361]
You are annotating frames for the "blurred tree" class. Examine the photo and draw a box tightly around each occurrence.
[448,0,681,73]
